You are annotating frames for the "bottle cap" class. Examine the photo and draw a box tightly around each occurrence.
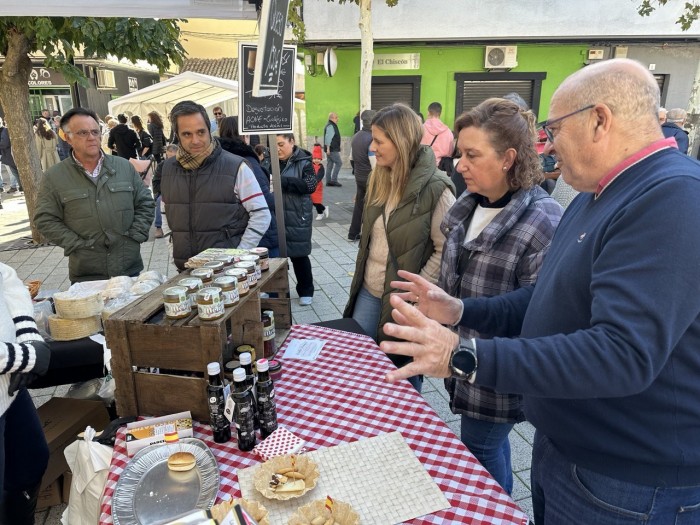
[233,368,246,382]
[239,352,252,365]
[257,358,269,372]
[207,362,221,376]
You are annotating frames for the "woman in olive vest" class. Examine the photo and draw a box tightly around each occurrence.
[344,103,455,391]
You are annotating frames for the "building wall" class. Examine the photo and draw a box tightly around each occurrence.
[179,19,259,59]
[305,43,587,143]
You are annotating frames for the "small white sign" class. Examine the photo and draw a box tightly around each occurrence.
[283,338,325,360]
[128,76,139,92]
[373,53,420,70]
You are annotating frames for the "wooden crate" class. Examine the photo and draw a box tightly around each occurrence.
[105,258,291,421]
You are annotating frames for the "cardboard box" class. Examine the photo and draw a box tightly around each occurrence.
[37,397,110,490]
[36,478,62,511]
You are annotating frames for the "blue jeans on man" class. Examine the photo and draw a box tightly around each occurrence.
[461,416,514,494]
[325,151,342,185]
[531,431,700,524]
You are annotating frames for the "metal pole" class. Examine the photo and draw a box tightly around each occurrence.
[266,134,287,258]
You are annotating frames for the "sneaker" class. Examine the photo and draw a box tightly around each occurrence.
[324,206,329,219]
[315,213,323,221]
[347,233,361,242]
[155,227,164,238]
[7,187,17,194]
[299,296,313,306]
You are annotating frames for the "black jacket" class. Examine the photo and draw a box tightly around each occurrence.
[0,127,16,169]
[218,137,279,252]
[280,147,316,257]
[108,124,141,159]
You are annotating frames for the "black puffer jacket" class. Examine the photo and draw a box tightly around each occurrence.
[219,137,278,252]
[108,124,141,159]
[279,146,316,257]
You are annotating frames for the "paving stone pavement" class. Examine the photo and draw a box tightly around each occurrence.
[0,167,534,523]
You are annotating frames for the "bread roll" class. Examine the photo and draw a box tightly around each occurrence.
[167,451,196,472]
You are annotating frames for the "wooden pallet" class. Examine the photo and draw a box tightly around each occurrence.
[105,258,291,421]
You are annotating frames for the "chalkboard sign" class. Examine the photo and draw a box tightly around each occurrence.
[238,43,296,134]
[252,0,290,97]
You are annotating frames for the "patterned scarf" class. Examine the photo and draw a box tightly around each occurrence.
[176,139,216,170]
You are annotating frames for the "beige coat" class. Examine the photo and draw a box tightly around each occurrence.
[35,134,60,171]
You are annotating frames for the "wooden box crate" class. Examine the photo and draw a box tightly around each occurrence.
[105,258,291,422]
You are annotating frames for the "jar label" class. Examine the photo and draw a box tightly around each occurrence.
[247,274,257,287]
[260,259,269,271]
[254,265,262,280]
[238,280,250,294]
[164,300,189,317]
[199,300,224,319]
[222,289,239,305]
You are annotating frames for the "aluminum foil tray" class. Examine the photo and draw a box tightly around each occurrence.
[112,438,219,525]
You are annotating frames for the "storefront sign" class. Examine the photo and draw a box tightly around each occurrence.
[28,67,68,87]
[128,77,139,92]
[373,53,420,70]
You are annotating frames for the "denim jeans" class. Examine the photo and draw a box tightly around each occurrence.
[7,165,20,190]
[461,416,514,494]
[325,151,342,184]
[352,287,423,392]
[154,195,162,228]
[532,431,700,524]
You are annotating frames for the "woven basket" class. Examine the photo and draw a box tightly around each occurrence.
[288,499,359,525]
[48,315,102,341]
[53,291,104,319]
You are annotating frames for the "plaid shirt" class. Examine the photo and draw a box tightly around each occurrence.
[439,186,563,423]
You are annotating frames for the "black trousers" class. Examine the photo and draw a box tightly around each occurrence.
[349,177,367,239]
[290,256,314,297]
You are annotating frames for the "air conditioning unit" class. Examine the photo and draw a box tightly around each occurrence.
[96,69,116,89]
[485,46,518,69]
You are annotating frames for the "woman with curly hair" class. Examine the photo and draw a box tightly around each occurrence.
[440,98,562,494]
[147,111,166,162]
[34,118,60,171]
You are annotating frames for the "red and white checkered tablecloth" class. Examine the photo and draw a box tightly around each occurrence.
[99,324,529,525]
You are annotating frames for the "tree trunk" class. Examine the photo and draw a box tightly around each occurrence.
[358,0,374,112]
[0,28,45,244]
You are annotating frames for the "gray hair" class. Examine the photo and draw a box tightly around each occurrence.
[559,59,660,125]
[360,109,376,128]
[170,100,211,136]
[667,108,687,123]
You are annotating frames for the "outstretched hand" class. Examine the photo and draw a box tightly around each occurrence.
[381,293,459,382]
[391,270,463,326]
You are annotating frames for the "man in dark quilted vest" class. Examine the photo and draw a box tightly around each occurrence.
[161,100,270,270]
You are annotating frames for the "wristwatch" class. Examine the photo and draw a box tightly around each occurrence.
[449,338,478,383]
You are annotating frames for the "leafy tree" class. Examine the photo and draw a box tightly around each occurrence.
[638,0,699,30]
[289,0,399,112]
[0,17,186,243]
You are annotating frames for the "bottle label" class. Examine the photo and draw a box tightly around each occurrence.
[224,395,235,422]
[233,392,256,447]
[256,382,278,436]
[208,385,228,430]
[263,325,275,341]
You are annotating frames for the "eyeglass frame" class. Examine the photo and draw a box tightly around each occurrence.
[66,129,101,138]
[213,112,223,116]
[541,104,595,142]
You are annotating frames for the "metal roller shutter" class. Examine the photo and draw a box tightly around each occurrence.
[372,83,414,111]
[459,80,533,114]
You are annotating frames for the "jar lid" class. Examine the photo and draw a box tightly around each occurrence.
[249,247,269,257]
[239,254,260,262]
[234,261,256,271]
[225,268,248,278]
[191,268,213,279]
[237,344,255,353]
[207,362,221,375]
[178,277,203,289]
[213,276,236,286]
[203,261,225,271]
[233,368,246,382]
[213,254,234,263]
[197,287,221,299]
[268,359,282,373]
[225,360,241,371]
[163,286,187,298]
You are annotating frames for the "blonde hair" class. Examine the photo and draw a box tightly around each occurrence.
[366,103,423,209]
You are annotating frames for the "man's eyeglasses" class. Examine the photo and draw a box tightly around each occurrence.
[541,104,595,142]
[67,129,101,138]
[213,112,222,116]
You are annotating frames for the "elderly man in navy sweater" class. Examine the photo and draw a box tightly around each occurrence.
[381,58,700,525]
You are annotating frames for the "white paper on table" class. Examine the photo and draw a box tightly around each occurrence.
[283,338,325,360]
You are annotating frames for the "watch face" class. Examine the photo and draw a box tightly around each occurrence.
[452,348,477,375]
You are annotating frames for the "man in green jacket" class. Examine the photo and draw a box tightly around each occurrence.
[34,108,154,283]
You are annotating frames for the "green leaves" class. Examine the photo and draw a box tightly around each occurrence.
[637,0,699,30]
